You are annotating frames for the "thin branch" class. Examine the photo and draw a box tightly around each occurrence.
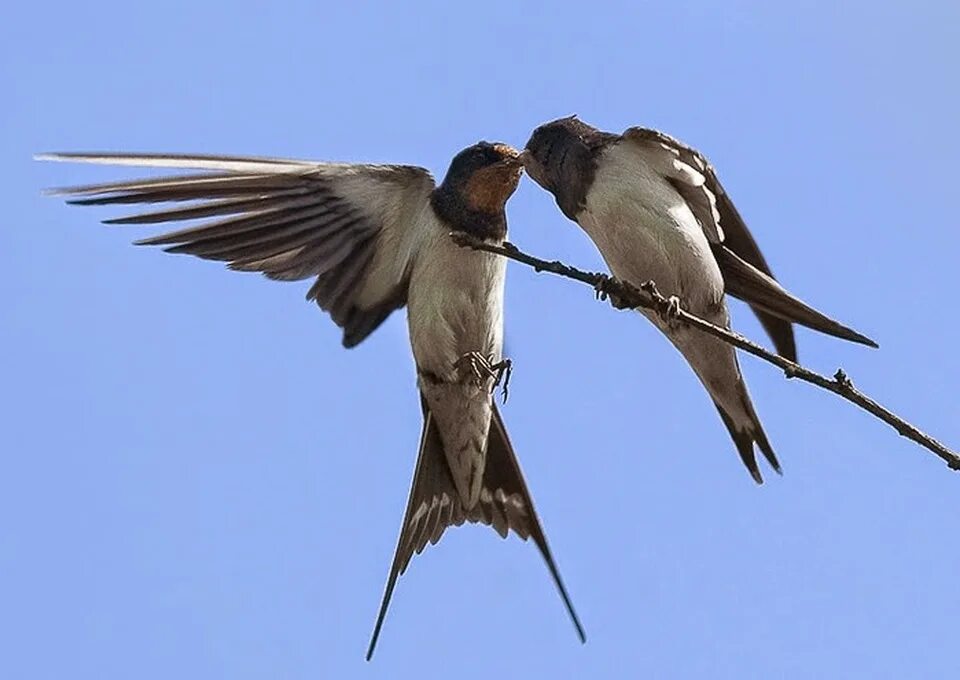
[451,231,960,472]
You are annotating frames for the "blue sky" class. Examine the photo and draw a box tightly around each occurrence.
[4,2,959,678]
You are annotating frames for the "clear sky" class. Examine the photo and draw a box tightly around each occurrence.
[4,2,959,678]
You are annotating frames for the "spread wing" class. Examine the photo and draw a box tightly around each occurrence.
[622,128,876,358]
[38,152,436,348]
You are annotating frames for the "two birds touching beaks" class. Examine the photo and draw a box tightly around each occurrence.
[38,116,878,658]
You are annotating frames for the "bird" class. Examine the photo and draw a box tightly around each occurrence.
[38,142,585,658]
[519,116,878,483]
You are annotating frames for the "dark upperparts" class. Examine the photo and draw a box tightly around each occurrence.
[522,116,617,221]
[430,141,522,241]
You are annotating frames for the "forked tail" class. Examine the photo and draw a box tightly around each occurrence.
[366,399,585,659]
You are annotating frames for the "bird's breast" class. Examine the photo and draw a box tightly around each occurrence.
[579,143,724,309]
[406,219,505,380]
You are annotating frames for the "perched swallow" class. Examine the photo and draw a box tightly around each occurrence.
[520,117,877,483]
[38,143,584,657]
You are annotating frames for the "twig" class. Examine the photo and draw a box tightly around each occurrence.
[451,232,960,472]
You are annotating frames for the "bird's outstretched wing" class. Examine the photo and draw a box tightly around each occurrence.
[621,128,877,357]
[39,152,436,347]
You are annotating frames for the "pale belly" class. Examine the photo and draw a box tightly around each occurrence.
[406,228,505,381]
[579,145,725,314]
[404,227,506,508]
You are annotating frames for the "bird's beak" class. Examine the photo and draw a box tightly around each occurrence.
[516,149,531,167]
[493,144,524,168]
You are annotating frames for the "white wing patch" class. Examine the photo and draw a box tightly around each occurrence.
[622,127,724,243]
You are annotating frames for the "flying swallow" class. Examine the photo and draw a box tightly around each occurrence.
[38,143,584,657]
[520,117,878,483]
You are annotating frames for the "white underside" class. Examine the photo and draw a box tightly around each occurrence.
[405,210,506,507]
[579,141,755,427]
[580,141,724,311]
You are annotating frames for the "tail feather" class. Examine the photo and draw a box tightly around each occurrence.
[668,322,782,484]
[366,401,585,660]
[482,406,584,644]
[712,379,782,484]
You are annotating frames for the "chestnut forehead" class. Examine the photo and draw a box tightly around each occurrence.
[492,143,518,157]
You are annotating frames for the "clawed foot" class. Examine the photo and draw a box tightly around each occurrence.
[665,295,682,319]
[454,351,489,385]
[491,358,513,403]
[656,294,684,329]
[639,280,684,327]
[454,352,514,403]
[594,274,631,310]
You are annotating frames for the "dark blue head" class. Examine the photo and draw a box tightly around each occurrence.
[521,116,615,220]
[432,141,523,239]
[440,141,523,207]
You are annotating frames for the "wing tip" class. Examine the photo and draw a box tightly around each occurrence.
[341,332,363,349]
[41,184,81,198]
[766,319,798,362]
[102,216,134,225]
[833,327,879,350]
[35,152,109,163]
[132,236,163,246]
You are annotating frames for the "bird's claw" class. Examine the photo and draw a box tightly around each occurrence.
[653,293,683,327]
[666,295,682,319]
[454,352,514,403]
[594,275,609,301]
[491,357,513,403]
[594,274,631,309]
[637,280,683,324]
[455,351,490,386]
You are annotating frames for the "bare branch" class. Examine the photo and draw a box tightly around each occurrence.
[451,231,960,472]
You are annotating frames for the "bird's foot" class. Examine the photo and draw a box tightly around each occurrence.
[665,295,682,319]
[594,274,631,310]
[659,295,684,329]
[639,279,684,327]
[455,351,491,386]
[489,357,513,403]
[454,352,513,403]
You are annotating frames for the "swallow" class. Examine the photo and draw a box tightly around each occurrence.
[38,142,584,657]
[520,117,878,483]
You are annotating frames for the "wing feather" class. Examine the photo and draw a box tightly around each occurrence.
[622,127,878,358]
[623,127,724,243]
[39,152,435,347]
[623,128,800,357]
